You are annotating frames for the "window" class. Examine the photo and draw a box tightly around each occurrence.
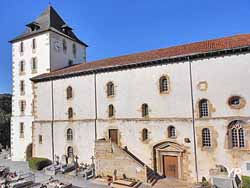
[20,61,25,73]
[20,42,24,53]
[168,126,176,138]
[63,39,67,52]
[142,103,149,117]
[66,86,73,99]
[39,135,43,144]
[20,100,26,114]
[68,59,73,66]
[72,43,76,57]
[202,128,211,147]
[228,96,245,109]
[107,82,114,97]
[108,104,114,118]
[20,80,25,94]
[159,76,169,93]
[142,128,148,141]
[199,99,209,118]
[67,146,74,158]
[20,123,24,138]
[229,120,245,148]
[68,107,73,119]
[31,57,37,72]
[67,128,73,141]
[32,38,36,50]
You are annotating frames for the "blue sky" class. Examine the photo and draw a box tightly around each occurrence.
[0,0,250,94]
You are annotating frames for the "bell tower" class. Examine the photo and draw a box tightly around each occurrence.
[10,5,87,161]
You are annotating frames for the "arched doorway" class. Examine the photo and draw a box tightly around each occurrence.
[153,141,185,179]
[26,143,33,161]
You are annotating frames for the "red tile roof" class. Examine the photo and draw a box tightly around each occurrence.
[32,34,250,82]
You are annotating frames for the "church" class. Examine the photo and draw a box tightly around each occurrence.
[10,5,250,183]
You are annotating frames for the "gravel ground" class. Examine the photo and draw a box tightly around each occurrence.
[0,151,108,188]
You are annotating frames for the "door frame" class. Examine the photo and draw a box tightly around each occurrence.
[108,129,119,144]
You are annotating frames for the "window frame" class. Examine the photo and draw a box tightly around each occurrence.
[66,86,73,99]
[168,126,176,138]
[39,135,43,144]
[32,38,36,50]
[142,128,149,141]
[20,122,24,138]
[68,107,73,119]
[199,99,209,118]
[107,82,115,97]
[66,128,73,141]
[229,120,245,149]
[108,104,114,118]
[141,103,149,117]
[159,75,170,93]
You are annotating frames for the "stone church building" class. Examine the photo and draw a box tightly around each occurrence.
[10,5,250,183]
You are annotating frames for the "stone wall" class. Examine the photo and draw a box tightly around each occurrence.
[95,140,146,182]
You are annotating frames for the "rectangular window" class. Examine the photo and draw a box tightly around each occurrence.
[20,61,25,74]
[32,39,36,50]
[20,100,26,114]
[20,42,24,53]
[68,60,73,66]
[20,80,25,94]
[32,58,37,73]
[20,122,24,138]
[39,135,43,144]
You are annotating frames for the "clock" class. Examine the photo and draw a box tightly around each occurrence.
[54,40,61,52]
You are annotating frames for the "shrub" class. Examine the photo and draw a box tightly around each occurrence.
[242,176,250,188]
[28,157,52,171]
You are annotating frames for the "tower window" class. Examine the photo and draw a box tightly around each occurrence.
[66,86,73,99]
[142,103,149,117]
[107,82,114,97]
[67,128,73,141]
[20,100,26,114]
[39,135,43,144]
[20,122,24,138]
[67,146,74,158]
[63,39,67,52]
[202,128,211,147]
[20,80,25,95]
[168,126,176,138]
[20,61,25,73]
[32,57,37,72]
[68,107,73,119]
[142,128,148,141]
[72,43,76,57]
[32,38,36,50]
[108,104,114,118]
[20,42,24,53]
[68,59,73,66]
[159,76,169,93]
[199,99,209,118]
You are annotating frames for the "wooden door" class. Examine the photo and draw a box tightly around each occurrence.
[163,155,178,178]
[109,129,118,144]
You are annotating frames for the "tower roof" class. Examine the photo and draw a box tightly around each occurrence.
[10,5,87,46]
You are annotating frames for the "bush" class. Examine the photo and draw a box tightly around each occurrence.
[28,157,52,171]
[242,176,250,188]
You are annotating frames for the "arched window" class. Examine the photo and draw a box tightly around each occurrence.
[67,146,74,158]
[108,104,114,118]
[72,43,76,57]
[168,126,176,138]
[142,128,148,141]
[229,120,245,148]
[66,86,73,99]
[67,128,73,141]
[159,76,169,93]
[199,99,209,118]
[142,103,149,117]
[63,39,67,52]
[202,128,211,147]
[32,38,36,50]
[107,82,114,97]
[68,107,73,119]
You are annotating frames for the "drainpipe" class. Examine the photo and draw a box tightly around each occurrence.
[188,57,199,182]
[94,73,97,140]
[51,80,55,162]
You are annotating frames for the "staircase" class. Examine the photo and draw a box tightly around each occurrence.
[122,147,162,186]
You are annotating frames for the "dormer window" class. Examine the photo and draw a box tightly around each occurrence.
[26,22,40,32]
